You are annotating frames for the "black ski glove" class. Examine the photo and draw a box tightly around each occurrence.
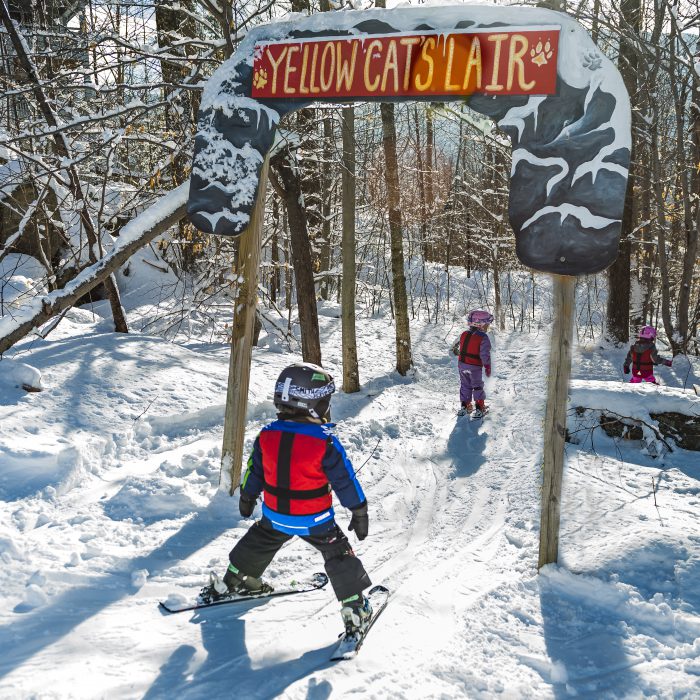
[239,493,256,518]
[348,502,369,541]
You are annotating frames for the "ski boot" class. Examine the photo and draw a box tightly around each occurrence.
[472,400,488,419]
[199,564,273,604]
[340,594,373,637]
[457,402,473,417]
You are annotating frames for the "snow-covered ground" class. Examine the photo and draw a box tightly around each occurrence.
[1,299,699,699]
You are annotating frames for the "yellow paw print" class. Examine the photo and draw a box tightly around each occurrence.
[530,39,554,67]
[253,68,268,89]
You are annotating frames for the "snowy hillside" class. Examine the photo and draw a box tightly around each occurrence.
[1,304,699,698]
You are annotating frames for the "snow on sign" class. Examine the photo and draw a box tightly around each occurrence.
[251,28,560,100]
[188,5,631,276]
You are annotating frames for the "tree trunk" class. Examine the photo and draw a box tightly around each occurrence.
[155,0,200,272]
[425,105,435,221]
[270,197,281,305]
[380,102,413,375]
[271,145,322,366]
[319,114,334,301]
[413,106,430,262]
[605,0,641,344]
[675,60,699,351]
[341,107,360,393]
[374,0,412,375]
[651,127,675,346]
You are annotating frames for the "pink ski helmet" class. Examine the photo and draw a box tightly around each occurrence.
[468,310,494,327]
[638,325,657,340]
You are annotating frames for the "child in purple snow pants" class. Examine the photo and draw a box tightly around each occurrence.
[458,363,486,404]
[452,310,493,413]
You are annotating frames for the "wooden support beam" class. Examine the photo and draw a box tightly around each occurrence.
[221,158,270,494]
[538,274,576,569]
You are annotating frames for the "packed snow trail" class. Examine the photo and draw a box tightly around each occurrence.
[1,310,700,698]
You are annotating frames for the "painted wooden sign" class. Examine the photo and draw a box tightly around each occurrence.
[188,5,631,276]
[251,28,559,99]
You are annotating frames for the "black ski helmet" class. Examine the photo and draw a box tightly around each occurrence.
[274,362,335,419]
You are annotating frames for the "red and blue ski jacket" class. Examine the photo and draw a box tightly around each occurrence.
[241,419,366,535]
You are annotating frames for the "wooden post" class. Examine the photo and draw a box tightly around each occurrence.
[221,159,270,495]
[538,274,576,568]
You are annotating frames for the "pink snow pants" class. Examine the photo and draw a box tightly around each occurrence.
[630,373,656,384]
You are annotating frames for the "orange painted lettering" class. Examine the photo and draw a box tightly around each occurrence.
[336,41,358,92]
[485,34,508,92]
[507,35,535,91]
[299,44,310,95]
[320,42,335,92]
[364,39,382,92]
[283,45,300,94]
[415,37,435,91]
[381,39,400,93]
[400,37,421,91]
[444,36,460,91]
[308,44,320,94]
[462,37,482,91]
[267,47,288,95]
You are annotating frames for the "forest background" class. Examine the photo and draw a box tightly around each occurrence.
[0,0,698,370]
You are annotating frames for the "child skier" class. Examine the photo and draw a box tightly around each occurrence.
[452,310,493,417]
[204,362,373,636]
[623,326,672,383]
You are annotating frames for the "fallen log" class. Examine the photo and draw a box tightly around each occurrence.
[0,183,188,355]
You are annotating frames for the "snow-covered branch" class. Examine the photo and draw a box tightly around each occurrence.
[0,183,188,355]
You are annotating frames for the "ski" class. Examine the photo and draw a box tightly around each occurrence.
[159,572,329,613]
[331,584,390,661]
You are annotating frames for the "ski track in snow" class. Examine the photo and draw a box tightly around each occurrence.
[1,311,700,698]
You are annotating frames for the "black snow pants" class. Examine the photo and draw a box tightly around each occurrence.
[228,517,371,601]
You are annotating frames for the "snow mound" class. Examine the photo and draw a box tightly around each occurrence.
[0,534,24,563]
[0,358,43,392]
[131,569,149,588]
[0,443,83,500]
[18,583,49,611]
[146,405,225,438]
[103,473,211,524]
[570,380,700,420]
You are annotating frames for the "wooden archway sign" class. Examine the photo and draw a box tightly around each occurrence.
[187,5,631,568]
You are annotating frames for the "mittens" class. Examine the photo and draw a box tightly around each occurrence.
[665,359,673,367]
[484,365,491,377]
[239,494,256,518]
[348,502,369,541]
[623,366,630,374]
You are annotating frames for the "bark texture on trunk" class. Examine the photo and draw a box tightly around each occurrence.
[341,107,360,393]
[380,102,413,375]
[605,0,640,344]
[271,145,322,366]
